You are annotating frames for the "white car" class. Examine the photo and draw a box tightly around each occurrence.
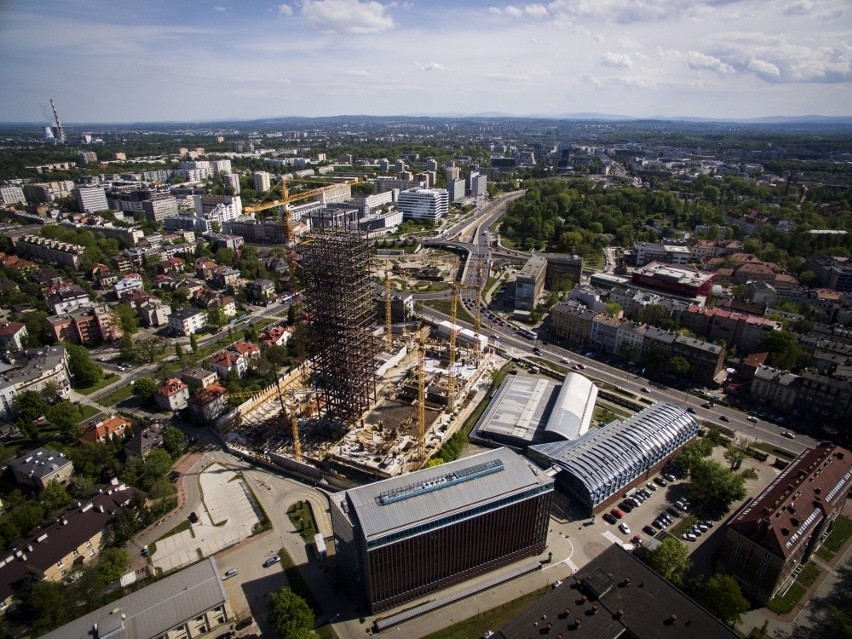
[747,416,759,423]
[223,568,239,580]
[646,482,657,492]
[618,522,630,535]
[682,533,697,542]
[560,358,571,364]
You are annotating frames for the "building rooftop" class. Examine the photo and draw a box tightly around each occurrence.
[8,446,72,481]
[333,448,553,544]
[544,373,599,441]
[474,374,560,445]
[496,544,738,638]
[39,557,228,639]
[730,442,851,558]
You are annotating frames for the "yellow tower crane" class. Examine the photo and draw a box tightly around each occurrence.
[385,269,393,351]
[447,282,459,411]
[417,329,427,461]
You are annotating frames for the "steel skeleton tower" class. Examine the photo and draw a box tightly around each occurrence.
[302,230,377,427]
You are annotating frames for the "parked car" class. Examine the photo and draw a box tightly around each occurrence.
[646,482,657,492]
[619,522,631,535]
[700,519,715,528]
[654,477,668,487]
[235,617,254,631]
[602,513,617,525]
[682,533,697,542]
[630,535,642,544]
[263,555,281,567]
[619,501,634,513]
[610,508,624,519]
[642,525,657,536]
[223,568,239,580]
[663,472,677,482]
[667,507,681,518]
[188,511,199,523]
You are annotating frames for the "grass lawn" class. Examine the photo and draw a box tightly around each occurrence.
[767,583,806,614]
[817,515,852,560]
[750,441,797,460]
[671,514,698,538]
[73,373,119,396]
[287,500,319,542]
[797,562,821,587]
[420,299,476,325]
[99,385,135,406]
[77,404,101,422]
[154,519,194,543]
[279,550,339,639]
[419,587,549,639]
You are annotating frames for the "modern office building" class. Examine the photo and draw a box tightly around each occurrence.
[330,448,553,613]
[716,441,851,603]
[396,187,448,222]
[529,403,699,512]
[515,254,547,311]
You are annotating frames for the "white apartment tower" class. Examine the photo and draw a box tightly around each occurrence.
[397,188,449,222]
[223,173,241,195]
[253,171,271,193]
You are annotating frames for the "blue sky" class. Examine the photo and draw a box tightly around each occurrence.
[1,0,850,123]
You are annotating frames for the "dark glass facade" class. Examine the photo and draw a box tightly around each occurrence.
[362,490,552,613]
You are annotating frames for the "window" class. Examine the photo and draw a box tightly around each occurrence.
[72,549,79,557]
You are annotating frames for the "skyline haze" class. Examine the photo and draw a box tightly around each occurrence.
[1,0,850,125]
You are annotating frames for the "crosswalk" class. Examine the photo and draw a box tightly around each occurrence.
[562,558,578,574]
[601,530,622,545]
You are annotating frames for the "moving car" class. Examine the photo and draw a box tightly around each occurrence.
[782,431,796,439]
[223,568,239,580]
[263,555,281,567]
[619,522,631,535]
[747,415,759,423]
[641,387,651,393]
[686,407,697,414]
[719,415,730,422]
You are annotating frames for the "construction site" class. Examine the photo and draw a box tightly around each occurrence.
[219,226,494,483]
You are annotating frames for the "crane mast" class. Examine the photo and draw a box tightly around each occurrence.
[385,270,393,351]
[49,98,65,144]
[447,283,458,410]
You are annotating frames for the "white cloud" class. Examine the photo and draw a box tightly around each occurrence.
[600,52,633,69]
[301,0,395,34]
[278,4,293,15]
[747,58,780,77]
[415,61,446,72]
[685,50,735,74]
[483,72,530,82]
[525,4,549,18]
[214,6,226,12]
[505,5,524,17]
[341,69,371,76]
[782,0,813,16]
[581,73,602,87]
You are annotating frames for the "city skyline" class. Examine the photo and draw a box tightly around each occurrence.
[1,0,850,124]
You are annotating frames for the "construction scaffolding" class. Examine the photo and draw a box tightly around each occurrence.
[302,230,377,428]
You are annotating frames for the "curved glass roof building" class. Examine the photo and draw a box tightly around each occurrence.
[529,402,699,511]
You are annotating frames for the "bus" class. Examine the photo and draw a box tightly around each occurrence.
[519,328,538,340]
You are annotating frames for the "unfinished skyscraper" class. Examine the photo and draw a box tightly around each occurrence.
[302,230,377,427]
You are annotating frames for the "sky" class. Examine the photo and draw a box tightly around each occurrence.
[0,0,850,124]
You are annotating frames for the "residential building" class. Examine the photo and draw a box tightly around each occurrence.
[168,307,207,336]
[108,189,178,222]
[0,347,71,418]
[529,403,699,513]
[0,321,28,351]
[246,278,276,303]
[211,266,241,289]
[38,557,235,639]
[590,313,621,354]
[75,185,109,213]
[13,235,86,269]
[331,448,553,613]
[807,255,852,292]
[750,366,799,413]
[260,325,292,347]
[193,194,243,222]
[155,377,191,412]
[79,415,131,444]
[634,240,692,266]
[515,254,547,311]
[9,447,74,490]
[181,367,218,392]
[396,187,448,221]
[124,420,168,458]
[46,305,122,345]
[447,178,466,202]
[630,262,715,297]
[497,544,738,639]
[133,298,172,328]
[113,273,145,299]
[224,216,286,243]
[253,170,271,193]
[189,384,228,423]
[0,482,137,611]
[716,442,851,603]
[45,283,91,315]
[542,253,584,289]
[681,305,781,354]
[550,301,595,345]
[208,350,248,380]
[0,185,26,206]
[469,172,487,197]
[223,172,241,194]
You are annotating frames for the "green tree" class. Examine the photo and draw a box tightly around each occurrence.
[113,304,140,335]
[95,547,130,583]
[723,437,750,471]
[118,333,136,362]
[644,537,692,585]
[685,458,747,516]
[66,343,103,387]
[46,401,83,441]
[759,330,809,371]
[39,480,71,513]
[698,573,749,625]
[207,305,227,328]
[175,342,184,359]
[669,355,691,376]
[675,437,715,476]
[13,390,49,424]
[268,587,315,639]
[24,580,69,634]
[131,377,158,403]
[604,301,622,317]
[162,425,186,458]
[189,333,198,352]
